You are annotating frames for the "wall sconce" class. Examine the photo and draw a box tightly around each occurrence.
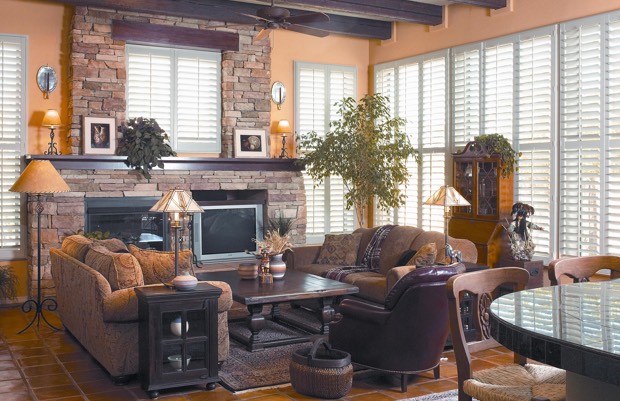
[42,109,62,155]
[276,119,291,159]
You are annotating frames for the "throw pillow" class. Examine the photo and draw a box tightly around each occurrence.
[406,243,437,267]
[94,238,129,253]
[61,235,93,262]
[316,233,363,266]
[85,245,144,291]
[128,244,194,285]
[395,249,418,267]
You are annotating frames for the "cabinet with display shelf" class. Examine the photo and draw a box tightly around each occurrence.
[449,141,513,268]
[135,283,221,399]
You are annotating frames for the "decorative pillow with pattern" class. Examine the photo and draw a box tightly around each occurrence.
[128,244,194,285]
[61,235,94,262]
[85,245,144,291]
[406,242,437,267]
[93,238,129,253]
[316,233,363,266]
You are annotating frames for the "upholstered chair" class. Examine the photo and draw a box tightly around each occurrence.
[329,263,465,392]
[446,267,566,401]
[548,255,620,286]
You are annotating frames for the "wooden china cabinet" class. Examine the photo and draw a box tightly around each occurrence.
[449,141,513,268]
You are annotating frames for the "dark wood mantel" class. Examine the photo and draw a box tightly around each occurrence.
[26,155,304,172]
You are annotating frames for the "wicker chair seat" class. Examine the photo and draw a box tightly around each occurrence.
[465,363,566,401]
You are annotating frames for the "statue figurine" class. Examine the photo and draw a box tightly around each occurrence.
[505,202,543,261]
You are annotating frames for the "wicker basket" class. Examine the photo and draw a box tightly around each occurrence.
[290,338,353,399]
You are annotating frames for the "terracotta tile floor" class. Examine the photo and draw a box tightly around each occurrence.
[0,306,514,401]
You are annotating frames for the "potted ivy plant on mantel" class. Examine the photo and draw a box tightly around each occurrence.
[297,94,420,228]
[117,117,177,180]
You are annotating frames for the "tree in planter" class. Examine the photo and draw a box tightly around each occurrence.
[117,117,177,180]
[297,94,420,228]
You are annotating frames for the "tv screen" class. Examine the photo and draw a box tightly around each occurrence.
[194,204,263,262]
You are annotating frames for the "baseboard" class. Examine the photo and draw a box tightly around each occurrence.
[0,295,27,306]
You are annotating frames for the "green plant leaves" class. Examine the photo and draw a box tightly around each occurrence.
[117,117,177,180]
[473,133,519,177]
[297,94,420,227]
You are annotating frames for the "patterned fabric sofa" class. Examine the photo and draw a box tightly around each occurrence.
[284,225,477,304]
[50,235,233,382]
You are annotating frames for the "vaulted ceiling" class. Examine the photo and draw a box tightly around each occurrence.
[48,0,507,40]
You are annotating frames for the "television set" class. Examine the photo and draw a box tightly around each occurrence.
[192,204,264,263]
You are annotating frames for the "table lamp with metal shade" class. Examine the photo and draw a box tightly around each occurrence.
[424,185,471,264]
[150,188,203,290]
[10,160,70,333]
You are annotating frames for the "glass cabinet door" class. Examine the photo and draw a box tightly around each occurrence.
[476,161,498,216]
[161,310,209,375]
[454,161,473,214]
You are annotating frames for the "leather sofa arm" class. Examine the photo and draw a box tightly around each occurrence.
[385,265,417,293]
[284,245,322,270]
[338,298,391,326]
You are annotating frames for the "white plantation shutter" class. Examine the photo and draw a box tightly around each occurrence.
[126,44,221,153]
[0,35,26,258]
[515,30,555,260]
[560,18,603,257]
[295,62,356,241]
[452,46,480,148]
[483,42,514,136]
[374,51,448,231]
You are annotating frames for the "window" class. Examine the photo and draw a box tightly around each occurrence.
[126,44,221,153]
[0,34,27,259]
[374,51,449,232]
[295,62,356,242]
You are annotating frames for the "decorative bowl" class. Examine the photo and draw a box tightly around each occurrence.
[238,262,258,279]
[168,354,191,371]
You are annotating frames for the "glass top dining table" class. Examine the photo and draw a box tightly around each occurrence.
[489,279,620,401]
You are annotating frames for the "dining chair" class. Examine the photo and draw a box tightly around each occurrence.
[446,267,566,401]
[548,255,620,286]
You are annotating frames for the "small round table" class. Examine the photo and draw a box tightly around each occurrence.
[489,280,620,401]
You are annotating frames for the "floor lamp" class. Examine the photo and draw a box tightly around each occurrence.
[10,160,70,333]
[424,185,470,264]
[150,188,203,290]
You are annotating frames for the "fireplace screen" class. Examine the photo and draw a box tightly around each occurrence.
[85,197,169,250]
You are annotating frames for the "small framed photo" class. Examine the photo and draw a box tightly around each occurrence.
[83,116,116,155]
[234,128,268,158]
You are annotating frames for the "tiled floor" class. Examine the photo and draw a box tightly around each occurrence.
[0,306,514,401]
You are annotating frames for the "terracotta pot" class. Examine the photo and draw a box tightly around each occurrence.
[269,253,286,279]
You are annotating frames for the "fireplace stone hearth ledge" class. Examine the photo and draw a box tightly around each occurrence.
[22,155,306,299]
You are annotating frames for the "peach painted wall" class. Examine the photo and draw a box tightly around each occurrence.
[270,30,370,157]
[370,0,620,64]
[1,0,72,155]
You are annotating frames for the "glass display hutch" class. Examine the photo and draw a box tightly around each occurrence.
[449,141,513,267]
[135,283,221,399]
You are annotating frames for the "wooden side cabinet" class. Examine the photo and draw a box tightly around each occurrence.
[450,141,514,267]
[135,283,221,399]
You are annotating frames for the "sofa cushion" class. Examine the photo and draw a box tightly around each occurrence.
[62,235,93,262]
[396,249,418,267]
[128,245,194,285]
[341,272,386,304]
[85,245,145,291]
[102,287,139,322]
[94,238,129,253]
[316,233,362,266]
[407,242,437,267]
[296,263,345,277]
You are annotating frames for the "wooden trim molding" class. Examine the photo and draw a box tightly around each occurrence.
[26,155,303,172]
[112,20,239,52]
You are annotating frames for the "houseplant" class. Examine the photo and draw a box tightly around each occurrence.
[117,117,177,180]
[297,94,419,227]
[0,264,18,301]
[472,134,521,178]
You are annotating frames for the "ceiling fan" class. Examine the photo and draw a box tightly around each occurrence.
[239,0,330,41]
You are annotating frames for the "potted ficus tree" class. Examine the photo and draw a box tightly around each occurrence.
[117,117,177,180]
[297,94,419,227]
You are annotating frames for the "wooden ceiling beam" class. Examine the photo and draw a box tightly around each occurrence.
[452,0,507,9]
[49,0,394,39]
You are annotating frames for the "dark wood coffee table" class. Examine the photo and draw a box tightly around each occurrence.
[196,269,358,351]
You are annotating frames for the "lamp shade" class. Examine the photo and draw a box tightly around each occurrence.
[424,185,470,207]
[10,160,70,194]
[42,109,62,128]
[276,119,292,134]
[150,188,203,214]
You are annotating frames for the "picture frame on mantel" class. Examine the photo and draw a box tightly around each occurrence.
[83,116,116,155]
[234,128,268,158]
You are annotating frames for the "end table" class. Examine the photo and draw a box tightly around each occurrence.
[135,282,221,399]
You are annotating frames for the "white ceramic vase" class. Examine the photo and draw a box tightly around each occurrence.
[170,316,189,337]
[173,271,198,291]
[269,253,286,279]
